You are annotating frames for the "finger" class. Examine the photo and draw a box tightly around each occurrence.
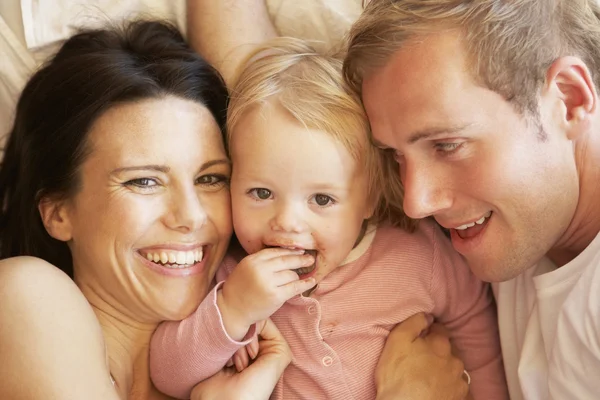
[268,253,315,273]
[225,358,233,368]
[247,337,259,360]
[428,322,450,338]
[257,318,285,342]
[272,269,302,286]
[233,347,250,372]
[388,313,434,345]
[424,329,452,356]
[257,319,292,365]
[279,277,317,299]
[252,247,307,260]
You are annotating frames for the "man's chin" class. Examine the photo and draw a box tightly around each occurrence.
[465,257,524,283]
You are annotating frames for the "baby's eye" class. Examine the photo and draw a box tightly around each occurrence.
[314,194,334,206]
[249,188,272,200]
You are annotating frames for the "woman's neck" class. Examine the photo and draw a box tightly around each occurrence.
[79,284,170,400]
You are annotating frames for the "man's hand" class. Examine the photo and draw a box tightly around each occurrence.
[375,313,469,400]
[218,248,316,340]
[190,320,291,400]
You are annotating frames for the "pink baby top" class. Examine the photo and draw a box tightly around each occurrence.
[150,220,508,399]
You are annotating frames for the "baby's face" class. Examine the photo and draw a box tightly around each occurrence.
[229,102,372,284]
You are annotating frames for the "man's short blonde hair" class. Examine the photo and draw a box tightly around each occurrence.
[344,0,600,115]
[228,37,415,230]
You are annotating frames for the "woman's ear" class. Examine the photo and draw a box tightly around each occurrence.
[38,197,73,242]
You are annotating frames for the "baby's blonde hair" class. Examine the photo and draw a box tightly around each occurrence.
[227,37,416,231]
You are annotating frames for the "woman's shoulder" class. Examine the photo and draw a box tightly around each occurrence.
[0,256,88,307]
[0,256,113,399]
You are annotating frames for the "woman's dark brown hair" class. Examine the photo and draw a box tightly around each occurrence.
[0,20,229,278]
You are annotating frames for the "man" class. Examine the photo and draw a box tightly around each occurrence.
[344,1,600,399]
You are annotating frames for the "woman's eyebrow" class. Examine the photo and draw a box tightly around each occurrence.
[111,165,170,174]
[110,159,231,175]
[199,159,231,172]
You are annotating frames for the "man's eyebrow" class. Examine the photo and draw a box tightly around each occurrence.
[407,124,473,144]
[370,137,390,149]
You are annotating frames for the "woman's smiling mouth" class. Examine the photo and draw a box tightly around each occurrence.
[137,245,210,276]
[141,249,204,268]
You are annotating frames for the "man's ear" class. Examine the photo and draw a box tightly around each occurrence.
[38,196,73,242]
[545,56,596,140]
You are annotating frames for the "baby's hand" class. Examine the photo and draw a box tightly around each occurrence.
[217,248,316,340]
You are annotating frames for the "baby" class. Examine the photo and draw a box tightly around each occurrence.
[150,38,508,400]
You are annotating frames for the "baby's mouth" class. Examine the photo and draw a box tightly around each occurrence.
[295,249,317,276]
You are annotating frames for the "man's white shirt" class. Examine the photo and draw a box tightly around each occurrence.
[494,231,600,399]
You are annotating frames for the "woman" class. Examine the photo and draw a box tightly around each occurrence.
[0,20,288,399]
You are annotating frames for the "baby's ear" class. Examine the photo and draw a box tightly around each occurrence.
[38,197,74,242]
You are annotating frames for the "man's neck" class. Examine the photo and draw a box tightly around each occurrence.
[549,130,600,266]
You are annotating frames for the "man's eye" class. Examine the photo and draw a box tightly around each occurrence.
[435,142,462,153]
[249,188,272,200]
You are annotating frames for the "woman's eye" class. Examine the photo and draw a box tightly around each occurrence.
[250,188,272,200]
[314,194,333,206]
[197,174,228,186]
[125,178,158,188]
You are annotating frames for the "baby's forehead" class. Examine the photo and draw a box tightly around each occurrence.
[229,99,369,158]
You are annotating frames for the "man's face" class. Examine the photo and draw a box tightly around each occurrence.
[362,32,580,282]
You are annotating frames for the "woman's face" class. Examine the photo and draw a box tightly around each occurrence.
[59,96,232,322]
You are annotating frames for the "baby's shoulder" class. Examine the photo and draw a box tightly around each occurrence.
[373,219,443,253]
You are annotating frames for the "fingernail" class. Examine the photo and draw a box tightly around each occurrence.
[425,313,434,325]
[226,359,233,367]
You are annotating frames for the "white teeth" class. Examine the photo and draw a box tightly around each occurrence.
[455,212,492,230]
[186,251,195,265]
[143,248,204,268]
[455,221,476,230]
